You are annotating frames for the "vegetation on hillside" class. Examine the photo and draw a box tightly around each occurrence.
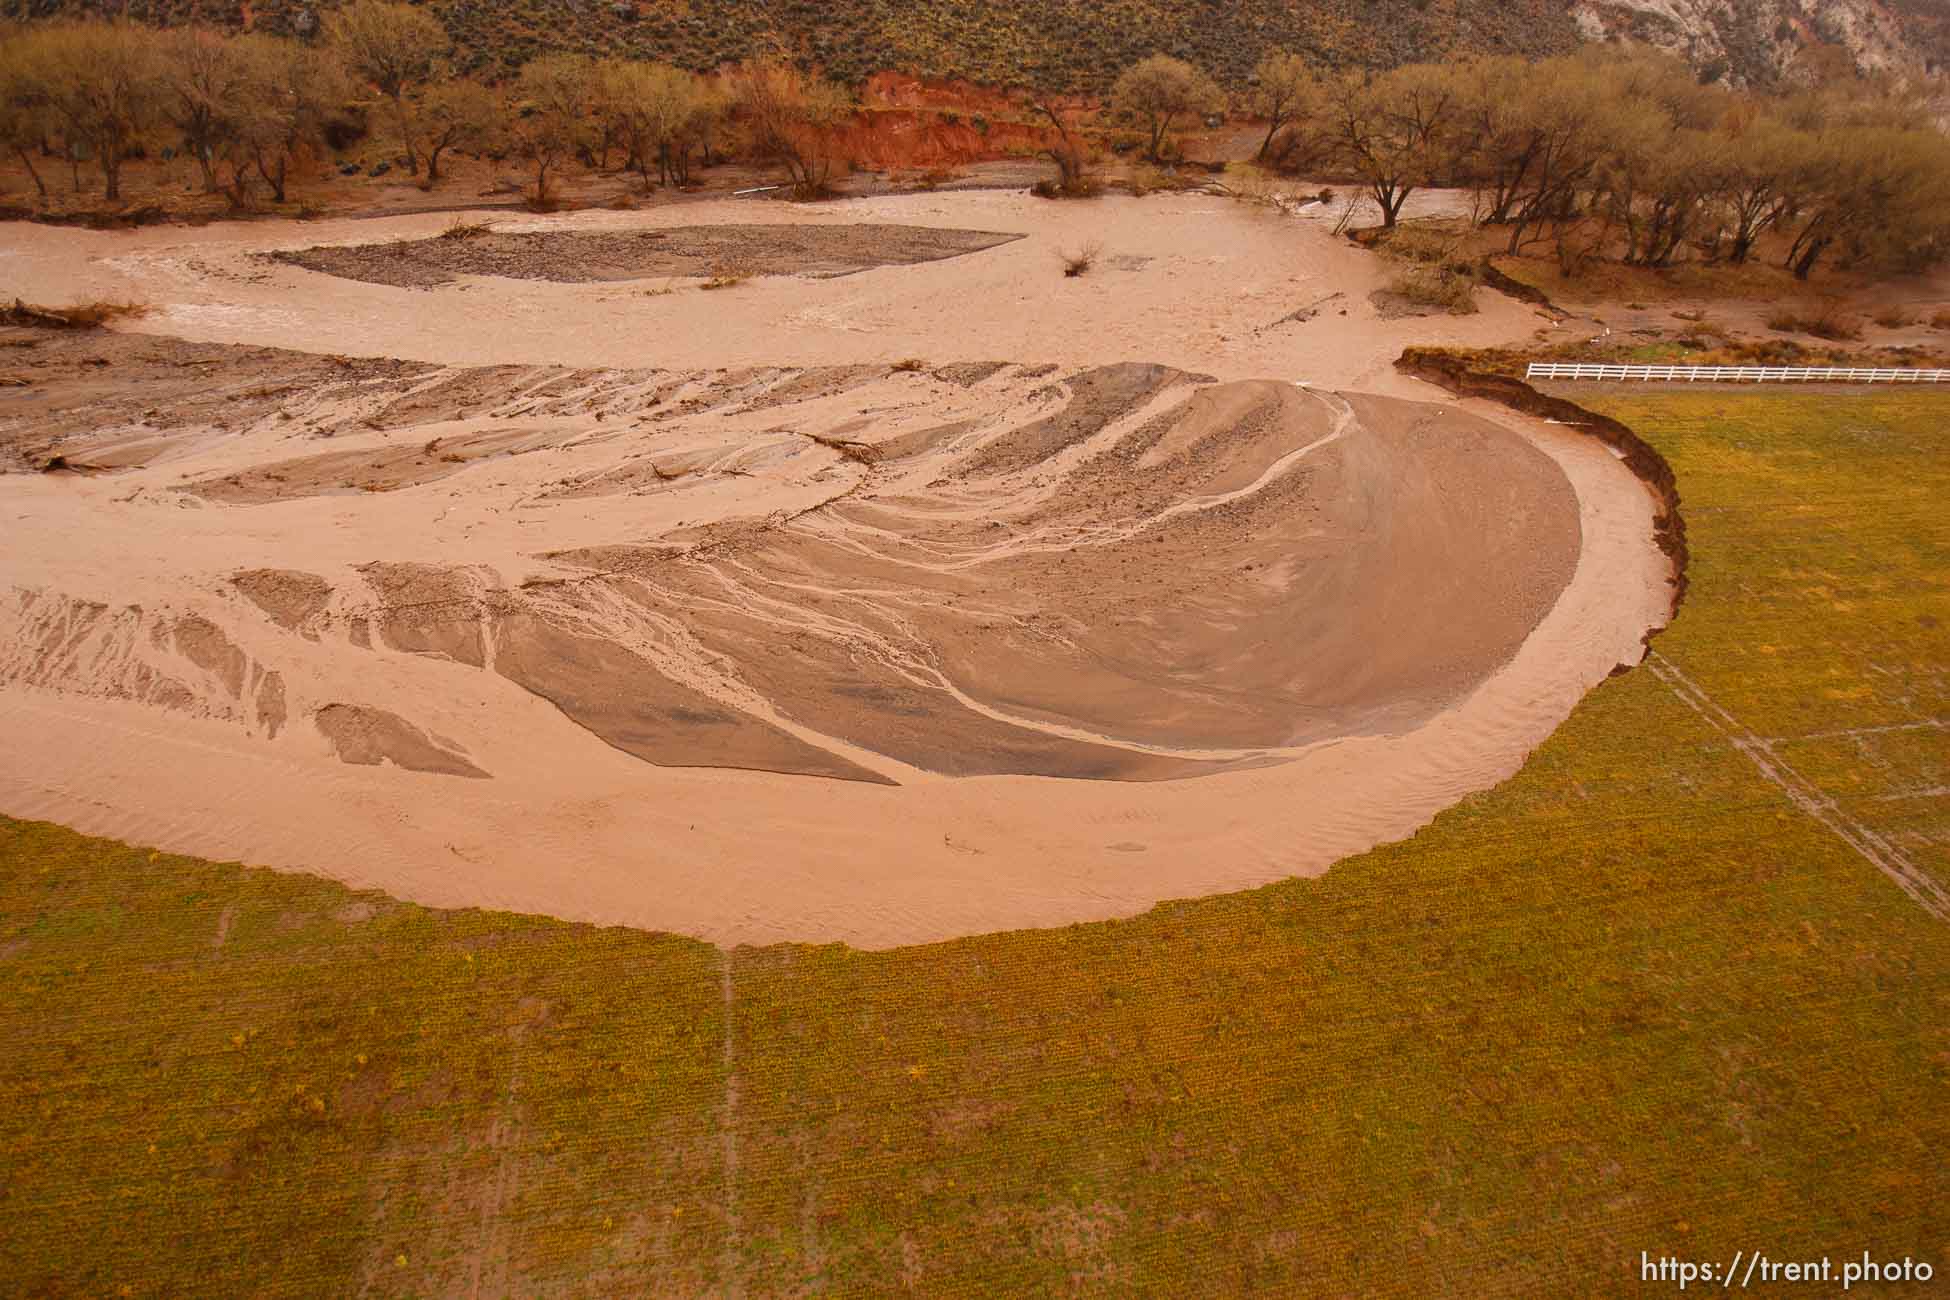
[11,0,1950,89]
[2,0,1588,88]
[3,388,1946,1293]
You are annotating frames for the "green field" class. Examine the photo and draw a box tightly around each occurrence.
[2,388,1947,1296]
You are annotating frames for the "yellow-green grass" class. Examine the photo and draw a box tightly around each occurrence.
[2,390,1947,1295]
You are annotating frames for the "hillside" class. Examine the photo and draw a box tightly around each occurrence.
[11,0,1939,90]
[1573,0,1950,85]
[0,0,1580,86]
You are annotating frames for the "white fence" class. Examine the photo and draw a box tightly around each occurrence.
[1525,363,1950,384]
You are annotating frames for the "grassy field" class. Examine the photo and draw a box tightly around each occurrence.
[2,388,1947,1295]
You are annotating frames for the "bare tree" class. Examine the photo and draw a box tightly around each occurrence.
[730,60,853,198]
[1111,54,1222,163]
[1248,50,1315,161]
[510,54,598,204]
[325,0,447,176]
[603,60,716,191]
[1025,86,1092,195]
[0,30,54,198]
[156,27,257,194]
[228,35,349,205]
[1709,113,1807,265]
[17,22,163,201]
[415,80,500,185]
[1325,63,1462,228]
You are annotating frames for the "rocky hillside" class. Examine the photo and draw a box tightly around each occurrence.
[1572,0,1950,84]
[2,0,1945,88]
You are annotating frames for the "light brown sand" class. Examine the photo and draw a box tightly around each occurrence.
[0,191,1545,385]
[0,193,1672,947]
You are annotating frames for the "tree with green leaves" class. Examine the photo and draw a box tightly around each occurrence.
[1495,60,1611,253]
[1600,118,1720,268]
[1451,55,1544,225]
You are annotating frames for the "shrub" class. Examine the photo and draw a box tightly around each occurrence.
[1385,265,1479,314]
[1057,241,1103,277]
[700,259,751,290]
[2,298,149,329]
[1384,225,1470,268]
[1678,319,1731,348]
[1872,308,1915,329]
[439,216,494,240]
[1031,176,1102,200]
[1932,310,1950,330]
[1766,307,1862,341]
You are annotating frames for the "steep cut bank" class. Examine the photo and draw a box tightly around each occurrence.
[1397,347,1689,617]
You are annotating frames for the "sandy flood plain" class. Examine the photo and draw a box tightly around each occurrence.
[0,192,1673,947]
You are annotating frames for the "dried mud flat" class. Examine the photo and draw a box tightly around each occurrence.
[2,327,1579,776]
[268,222,1024,289]
[0,196,1672,947]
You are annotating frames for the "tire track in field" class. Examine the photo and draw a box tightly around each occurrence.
[718,949,744,1298]
[1649,651,1950,920]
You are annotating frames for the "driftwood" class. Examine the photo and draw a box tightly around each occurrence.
[3,298,144,330]
[1259,291,1345,334]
